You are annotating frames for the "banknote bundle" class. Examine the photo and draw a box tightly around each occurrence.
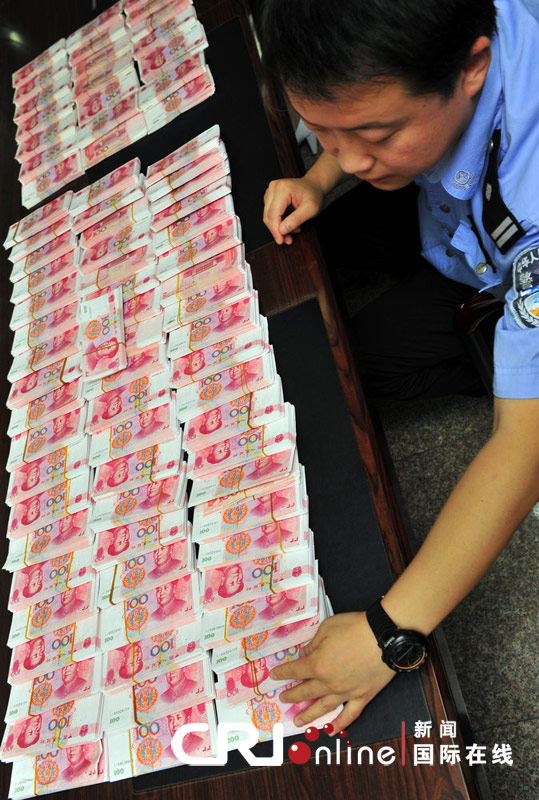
[11,0,213,209]
[3,120,339,798]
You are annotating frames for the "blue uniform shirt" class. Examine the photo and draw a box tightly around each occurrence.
[416,0,539,398]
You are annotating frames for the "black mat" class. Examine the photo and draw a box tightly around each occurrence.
[133,298,429,792]
[81,13,281,253]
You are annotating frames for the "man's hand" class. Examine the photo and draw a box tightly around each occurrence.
[269,611,395,732]
[263,176,324,245]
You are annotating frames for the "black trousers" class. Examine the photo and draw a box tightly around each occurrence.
[315,182,485,401]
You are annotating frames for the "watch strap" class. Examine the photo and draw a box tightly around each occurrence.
[366,597,398,645]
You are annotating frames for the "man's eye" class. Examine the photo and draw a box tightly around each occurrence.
[369,131,396,144]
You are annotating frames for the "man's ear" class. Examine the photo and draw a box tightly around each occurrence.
[462,35,491,97]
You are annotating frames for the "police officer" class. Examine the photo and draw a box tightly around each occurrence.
[261,0,539,731]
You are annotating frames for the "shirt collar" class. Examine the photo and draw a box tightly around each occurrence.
[423,33,502,199]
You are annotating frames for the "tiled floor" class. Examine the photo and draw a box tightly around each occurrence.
[297,140,538,800]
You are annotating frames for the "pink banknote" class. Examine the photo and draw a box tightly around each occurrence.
[11,302,79,358]
[4,510,92,572]
[69,18,127,66]
[86,371,170,434]
[9,228,75,274]
[188,403,295,480]
[215,645,306,705]
[79,219,151,272]
[102,622,202,691]
[12,39,67,87]
[1,696,102,761]
[139,52,206,112]
[89,470,186,532]
[7,376,83,439]
[98,537,191,604]
[147,139,225,201]
[10,273,78,331]
[136,20,208,84]
[123,287,161,327]
[10,254,75,306]
[70,183,143,235]
[80,196,150,247]
[150,159,231,216]
[200,542,314,611]
[202,573,319,648]
[67,2,123,51]
[78,90,141,148]
[189,447,298,508]
[7,472,90,542]
[131,659,212,723]
[171,317,267,390]
[9,547,94,612]
[107,703,215,780]
[184,382,283,454]
[192,468,308,542]
[10,740,105,795]
[83,113,147,171]
[215,684,340,744]
[175,348,276,422]
[76,73,139,130]
[92,438,182,498]
[7,355,81,411]
[7,406,86,471]
[8,581,96,648]
[80,289,127,380]
[88,401,176,466]
[151,176,232,234]
[8,216,71,264]
[4,191,72,249]
[154,197,235,263]
[211,591,324,674]
[6,655,101,724]
[70,157,141,215]
[8,616,99,685]
[92,511,187,570]
[99,572,198,645]
[8,325,80,383]
[163,269,251,335]
[144,72,216,136]
[22,152,85,211]
[6,439,88,506]
[83,343,168,402]
[197,516,311,568]
[166,290,257,349]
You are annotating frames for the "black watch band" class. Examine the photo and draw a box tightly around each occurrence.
[366,597,398,646]
[366,597,430,673]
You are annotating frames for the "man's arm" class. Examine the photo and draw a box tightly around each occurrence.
[270,396,539,730]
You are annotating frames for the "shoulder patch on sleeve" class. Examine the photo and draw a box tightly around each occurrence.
[510,245,539,328]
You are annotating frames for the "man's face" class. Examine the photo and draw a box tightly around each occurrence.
[289,75,481,191]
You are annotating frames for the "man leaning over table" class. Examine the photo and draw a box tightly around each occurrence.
[261,0,539,731]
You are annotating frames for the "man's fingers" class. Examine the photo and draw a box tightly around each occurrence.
[277,678,326,704]
[269,653,315,682]
[292,695,342,728]
[323,699,367,735]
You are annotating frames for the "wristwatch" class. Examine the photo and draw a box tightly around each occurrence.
[366,598,430,672]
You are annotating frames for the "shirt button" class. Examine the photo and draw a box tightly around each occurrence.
[475,262,488,274]
[440,204,451,213]
[445,249,454,257]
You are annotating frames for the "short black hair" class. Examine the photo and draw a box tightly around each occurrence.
[260,0,497,100]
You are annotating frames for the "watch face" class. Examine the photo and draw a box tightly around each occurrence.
[383,632,429,672]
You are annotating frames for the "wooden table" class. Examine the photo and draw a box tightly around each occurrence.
[0,1,491,797]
